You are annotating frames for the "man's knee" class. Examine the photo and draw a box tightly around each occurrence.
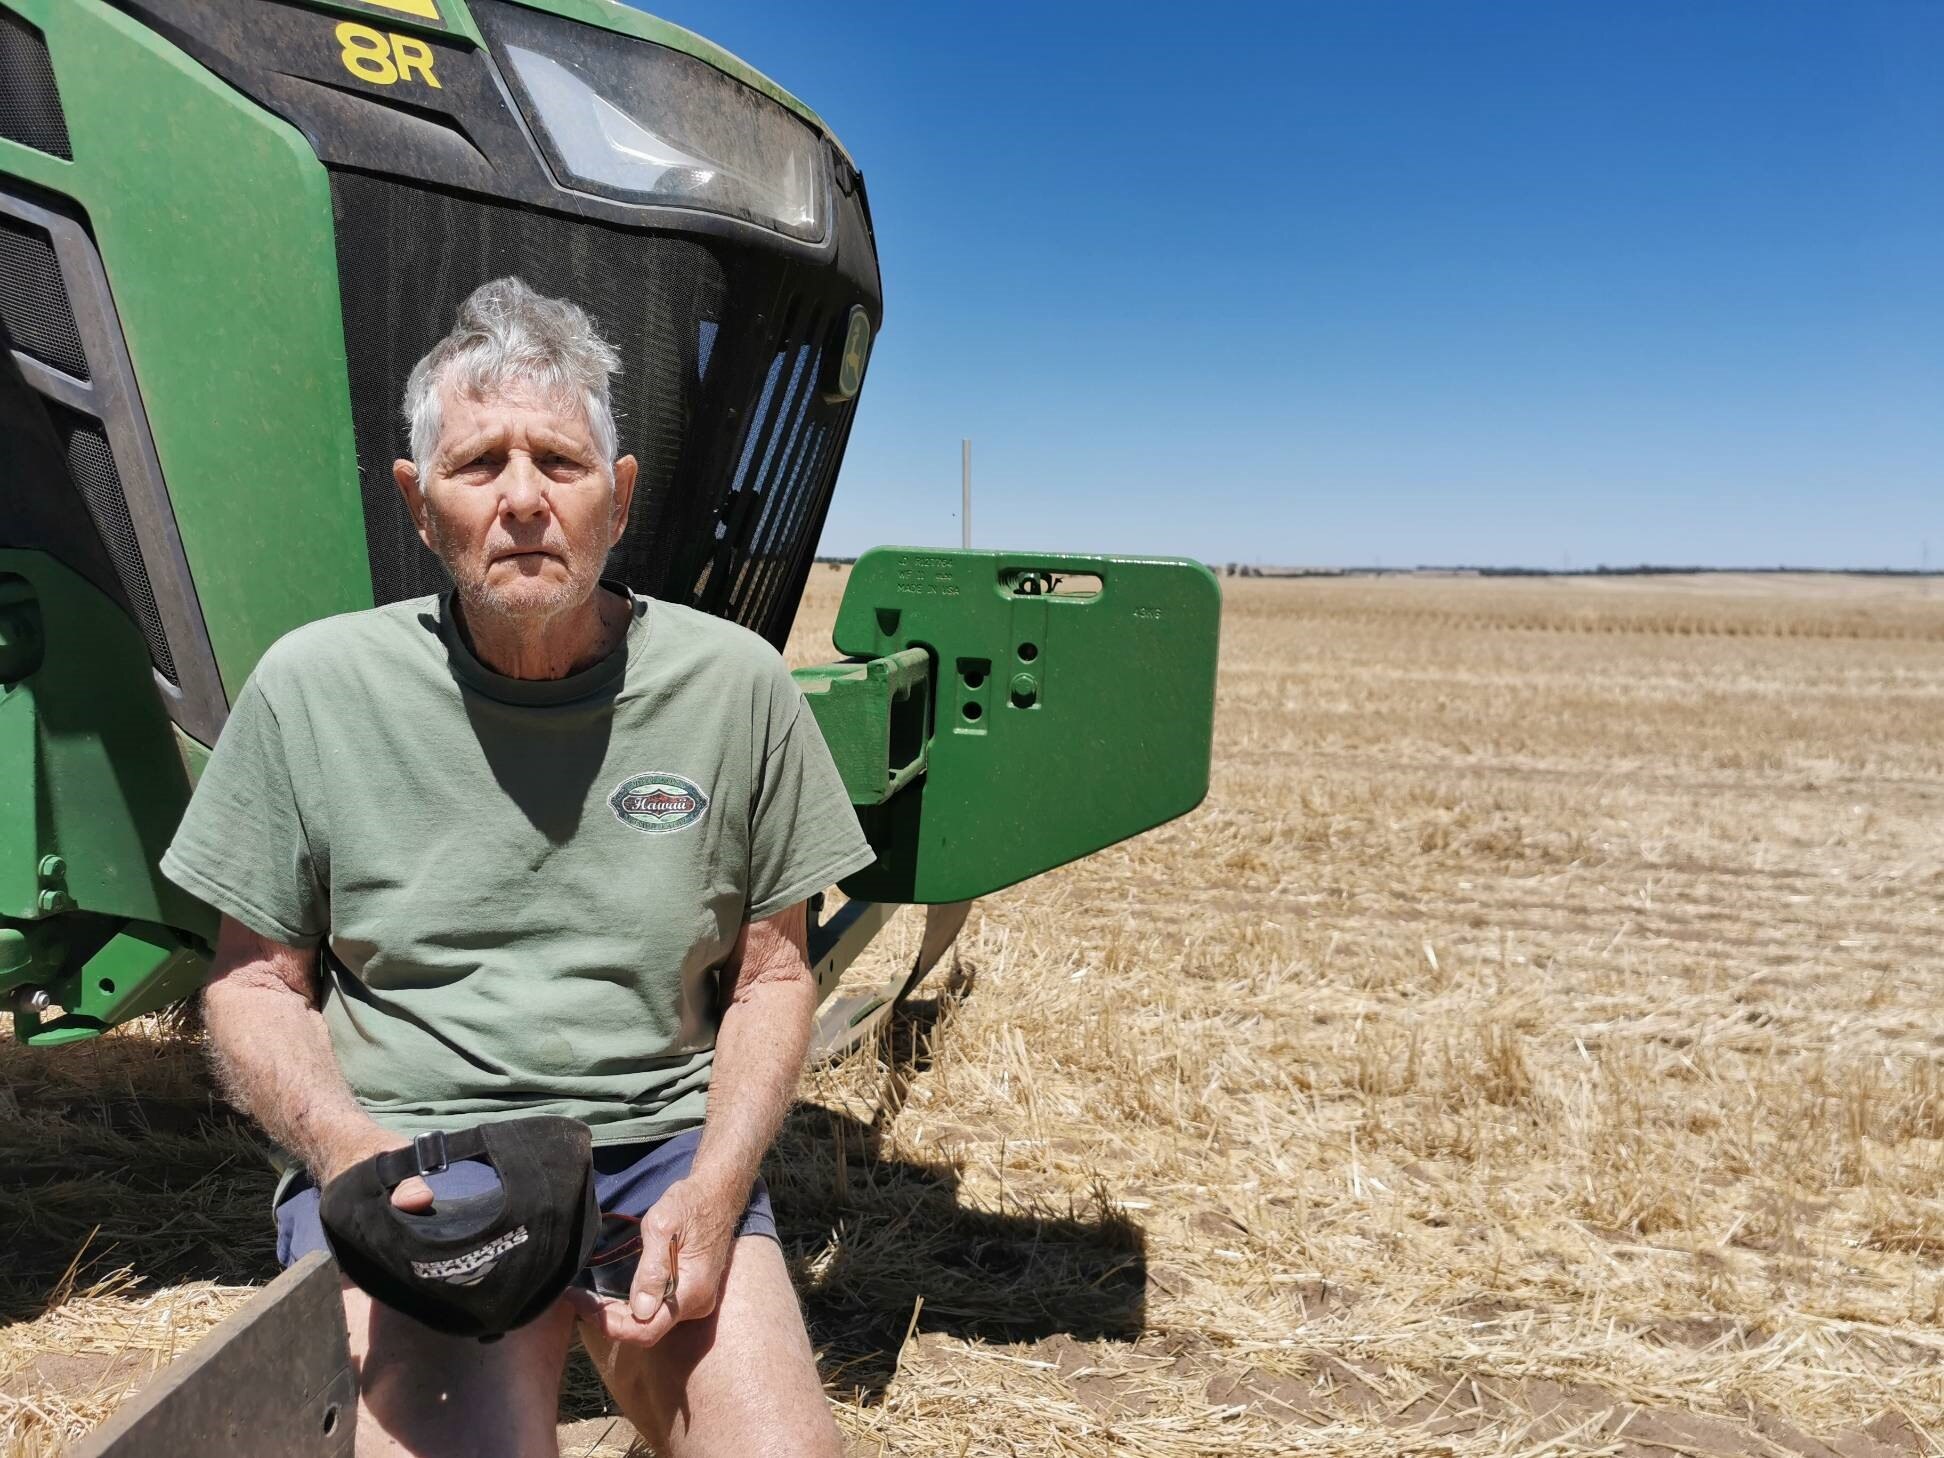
[345,1282,576,1458]
[588,1332,842,1458]
[582,1237,841,1458]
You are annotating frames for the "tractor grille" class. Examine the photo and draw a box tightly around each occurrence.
[0,214,86,379]
[329,174,860,648]
[694,304,852,631]
[0,9,70,161]
[46,400,178,684]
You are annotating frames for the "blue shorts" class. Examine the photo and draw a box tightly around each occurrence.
[275,1127,777,1289]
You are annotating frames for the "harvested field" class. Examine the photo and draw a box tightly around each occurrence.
[6,568,1944,1456]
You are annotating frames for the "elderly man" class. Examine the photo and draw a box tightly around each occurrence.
[159,277,873,1457]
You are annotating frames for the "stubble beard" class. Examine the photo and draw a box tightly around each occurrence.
[428,513,608,631]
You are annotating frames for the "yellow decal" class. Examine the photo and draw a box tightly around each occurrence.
[357,0,441,18]
[392,35,440,86]
[335,21,442,89]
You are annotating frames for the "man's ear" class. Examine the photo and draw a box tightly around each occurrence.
[392,459,436,552]
[609,454,639,546]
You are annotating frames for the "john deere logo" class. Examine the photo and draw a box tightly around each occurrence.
[608,772,709,834]
[834,306,871,400]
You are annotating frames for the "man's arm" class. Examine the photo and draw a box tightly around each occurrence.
[693,899,818,1205]
[568,900,817,1345]
[202,915,421,1196]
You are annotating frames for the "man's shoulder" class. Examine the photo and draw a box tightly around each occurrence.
[644,600,791,682]
[251,596,444,694]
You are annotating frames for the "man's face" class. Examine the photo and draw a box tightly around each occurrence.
[393,379,637,622]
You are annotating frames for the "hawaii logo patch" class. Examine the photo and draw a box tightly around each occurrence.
[608,771,710,835]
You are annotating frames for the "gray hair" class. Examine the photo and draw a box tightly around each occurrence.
[402,277,622,477]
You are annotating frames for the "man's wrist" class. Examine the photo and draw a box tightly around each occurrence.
[310,1120,406,1187]
[685,1149,759,1213]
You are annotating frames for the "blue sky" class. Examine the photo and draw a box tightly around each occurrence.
[636,1,1942,569]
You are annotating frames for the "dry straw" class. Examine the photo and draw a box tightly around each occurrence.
[5,568,1944,1456]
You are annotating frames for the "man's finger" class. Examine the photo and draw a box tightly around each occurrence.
[620,1302,678,1347]
[390,1175,434,1211]
[570,1289,677,1348]
[629,1229,681,1322]
[628,1245,668,1322]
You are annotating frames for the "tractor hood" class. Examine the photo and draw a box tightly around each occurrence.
[6,0,882,747]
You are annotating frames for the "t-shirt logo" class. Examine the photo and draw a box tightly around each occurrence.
[608,771,710,835]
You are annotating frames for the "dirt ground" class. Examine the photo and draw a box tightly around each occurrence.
[5,568,1944,1456]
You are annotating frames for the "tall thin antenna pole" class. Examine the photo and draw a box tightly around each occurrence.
[961,438,972,549]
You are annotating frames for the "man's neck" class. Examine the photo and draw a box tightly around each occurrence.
[457,586,629,681]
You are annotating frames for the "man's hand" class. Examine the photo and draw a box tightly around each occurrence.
[317,1128,435,1212]
[565,902,818,1346]
[564,1176,740,1346]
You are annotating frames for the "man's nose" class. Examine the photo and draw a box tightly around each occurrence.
[499,455,550,520]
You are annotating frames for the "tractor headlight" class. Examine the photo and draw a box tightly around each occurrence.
[481,3,826,241]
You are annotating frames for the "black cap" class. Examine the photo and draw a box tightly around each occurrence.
[319,1116,599,1339]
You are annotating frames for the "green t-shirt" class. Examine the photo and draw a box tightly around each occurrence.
[160,585,875,1146]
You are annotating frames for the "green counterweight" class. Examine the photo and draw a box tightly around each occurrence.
[804,550,1222,904]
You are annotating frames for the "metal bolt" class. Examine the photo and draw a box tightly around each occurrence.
[37,854,64,882]
[36,888,71,915]
[1010,673,1039,708]
[15,986,51,1014]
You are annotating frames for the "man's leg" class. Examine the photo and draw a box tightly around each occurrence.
[346,1281,576,1458]
[276,1175,577,1458]
[579,1234,841,1458]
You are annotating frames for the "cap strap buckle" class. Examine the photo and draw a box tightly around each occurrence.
[413,1130,450,1177]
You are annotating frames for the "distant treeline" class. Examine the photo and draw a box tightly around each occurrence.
[813,557,1942,580]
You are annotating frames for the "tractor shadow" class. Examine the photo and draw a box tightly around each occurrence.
[783,962,1146,1402]
[0,1010,281,1324]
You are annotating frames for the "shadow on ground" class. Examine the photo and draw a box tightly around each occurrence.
[778,958,1146,1407]
[0,1017,278,1323]
[1,960,1145,1422]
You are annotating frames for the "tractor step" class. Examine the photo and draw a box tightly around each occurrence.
[807,900,970,1063]
[72,1251,354,1458]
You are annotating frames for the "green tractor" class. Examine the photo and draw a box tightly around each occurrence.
[1,0,1217,1442]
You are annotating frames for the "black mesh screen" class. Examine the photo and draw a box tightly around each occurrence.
[45,400,178,684]
[693,306,855,631]
[0,10,70,161]
[0,215,85,379]
[329,174,860,647]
